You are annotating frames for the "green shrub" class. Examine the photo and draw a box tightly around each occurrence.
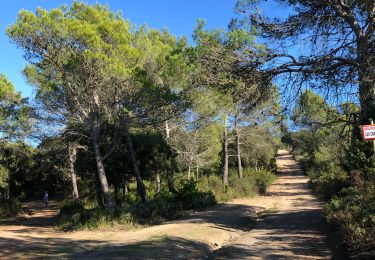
[57,180,216,230]
[308,166,350,200]
[57,200,137,230]
[57,169,275,231]
[197,168,275,202]
[251,169,276,194]
[228,173,256,198]
[59,199,85,215]
[175,179,216,209]
[135,179,216,222]
[197,174,228,201]
[324,184,375,255]
[0,198,20,218]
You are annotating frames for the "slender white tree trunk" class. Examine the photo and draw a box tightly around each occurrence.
[90,114,113,208]
[223,114,229,186]
[156,173,161,193]
[235,114,243,178]
[68,142,79,200]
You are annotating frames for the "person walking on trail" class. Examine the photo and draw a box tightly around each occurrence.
[43,191,48,208]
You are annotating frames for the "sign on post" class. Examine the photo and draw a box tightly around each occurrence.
[362,125,375,140]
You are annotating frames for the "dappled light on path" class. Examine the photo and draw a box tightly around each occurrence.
[214,150,341,259]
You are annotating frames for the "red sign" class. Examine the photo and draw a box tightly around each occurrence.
[362,125,375,140]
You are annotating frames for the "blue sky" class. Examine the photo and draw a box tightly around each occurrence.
[0,0,242,98]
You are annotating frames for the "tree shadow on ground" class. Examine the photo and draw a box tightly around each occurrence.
[0,200,60,227]
[214,209,349,260]
[175,203,262,232]
[0,235,212,259]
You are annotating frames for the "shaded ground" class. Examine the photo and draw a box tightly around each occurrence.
[0,150,342,259]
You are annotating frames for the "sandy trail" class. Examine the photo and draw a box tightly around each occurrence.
[0,150,338,259]
[214,150,336,259]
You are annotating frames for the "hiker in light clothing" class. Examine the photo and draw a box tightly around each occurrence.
[44,191,48,208]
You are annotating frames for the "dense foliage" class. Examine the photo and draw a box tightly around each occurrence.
[0,2,279,226]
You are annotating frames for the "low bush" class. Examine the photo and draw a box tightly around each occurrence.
[57,179,216,230]
[197,168,275,202]
[57,168,275,230]
[251,169,276,194]
[135,180,216,222]
[197,174,229,201]
[307,166,350,200]
[0,198,20,218]
[324,184,375,255]
[57,202,137,230]
[174,180,216,209]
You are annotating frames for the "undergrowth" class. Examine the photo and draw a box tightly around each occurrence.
[57,167,275,231]
[293,144,375,257]
[57,179,216,230]
[0,198,20,218]
[197,168,275,202]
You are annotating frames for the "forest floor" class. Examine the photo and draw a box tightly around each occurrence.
[0,150,345,259]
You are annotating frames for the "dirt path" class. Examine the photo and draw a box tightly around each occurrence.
[214,150,336,259]
[0,150,339,259]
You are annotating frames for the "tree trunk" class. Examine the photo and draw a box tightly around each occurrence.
[5,186,10,200]
[122,174,129,202]
[234,114,243,178]
[357,39,375,125]
[196,166,199,181]
[90,114,113,208]
[7,175,12,200]
[8,171,17,200]
[124,123,147,203]
[188,165,191,179]
[165,120,170,139]
[114,184,119,205]
[68,142,79,200]
[156,173,161,193]
[164,121,176,193]
[356,40,375,157]
[167,171,176,193]
[94,169,104,208]
[223,114,229,186]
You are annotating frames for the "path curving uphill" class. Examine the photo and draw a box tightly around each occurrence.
[0,150,340,259]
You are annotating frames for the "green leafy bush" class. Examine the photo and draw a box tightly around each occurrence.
[57,168,275,230]
[0,198,20,218]
[197,174,229,201]
[308,166,350,200]
[251,169,276,194]
[134,180,216,222]
[324,184,375,255]
[175,179,216,209]
[197,168,275,202]
[57,180,216,230]
[58,201,138,230]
